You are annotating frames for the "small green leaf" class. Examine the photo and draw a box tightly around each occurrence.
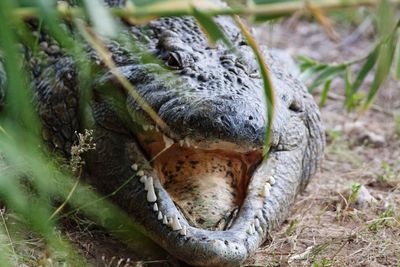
[344,67,352,98]
[349,182,361,204]
[192,8,233,50]
[234,16,274,156]
[297,55,321,72]
[395,37,400,80]
[300,64,328,82]
[309,65,346,92]
[344,67,356,110]
[364,37,396,109]
[319,79,331,108]
[350,45,379,97]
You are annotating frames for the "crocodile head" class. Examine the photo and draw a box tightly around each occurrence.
[90,15,325,266]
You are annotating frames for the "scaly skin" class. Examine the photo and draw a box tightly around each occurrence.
[1,1,325,265]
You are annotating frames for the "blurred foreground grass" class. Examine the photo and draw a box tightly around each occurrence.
[0,0,398,265]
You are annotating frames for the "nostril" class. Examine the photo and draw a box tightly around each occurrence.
[289,99,302,112]
[198,73,208,82]
[248,116,253,121]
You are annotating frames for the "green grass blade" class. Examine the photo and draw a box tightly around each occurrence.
[363,0,397,109]
[300,64,328,82]
[192,7,234,50]
[0,227,13,267]
[319,79,332,108]
[395,36,400,80]
[349,46,379,97]
[297,55,322,72]
[0,0,40,135]
[234,16,275,156]
[363,39,396,109]
[344,67,355,110]
[34,0,75,51]
[309,65,346,92]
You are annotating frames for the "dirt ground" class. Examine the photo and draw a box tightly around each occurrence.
[248,17,400,267]
[8,14,400,267]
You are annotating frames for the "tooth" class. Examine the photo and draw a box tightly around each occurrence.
[184,137,191,147]
[179,140,184,146]
[251,223,256,234]
[163,135,174,149]
[149,125,154,130]
[255,218,260,228]
[131,164,138,171]
[137,170,144,177]
[155,126,160,132]
[269,176,276,185]
[264,183,271,197]
[265,183,272,190]
[147,184,157,202]
[144,176,153,191]
[163,215,168,224]
[247,226,252,235]
[153,203,158,211]
[171,215,182,231]
[143,125,149,131]
[157,211,163,220]
[140,175,147,183]
[180,226,187,236]
[256,210,263,219]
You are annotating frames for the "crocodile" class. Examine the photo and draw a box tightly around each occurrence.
[0,1,324,266]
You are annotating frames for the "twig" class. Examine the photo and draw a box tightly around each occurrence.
[330,239,349,260]
[12,0,400,21]
[49,177,80,220]
[366,216,400,225]
[75,19,170,134]
[61,174,136,218]
[0,208,16,258]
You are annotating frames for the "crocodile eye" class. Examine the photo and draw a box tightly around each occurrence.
[165,52,183,70]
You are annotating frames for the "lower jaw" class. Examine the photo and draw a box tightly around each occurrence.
[119,139,305,266]
[152,146,262,231]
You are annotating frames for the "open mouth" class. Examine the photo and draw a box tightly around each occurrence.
[135,127,264,231]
